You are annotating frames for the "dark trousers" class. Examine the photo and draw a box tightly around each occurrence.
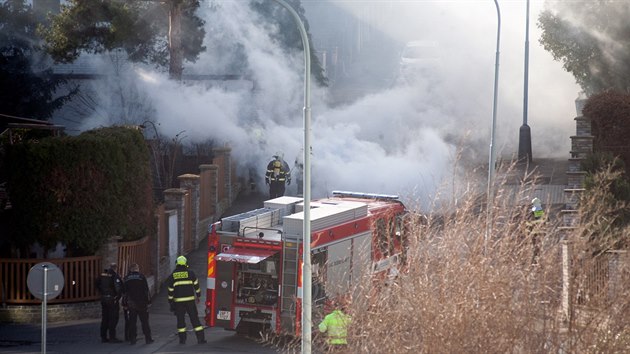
[128,307,152,343]
[269,182,285,199]
[174,301,204,343]
[100,300,120,340]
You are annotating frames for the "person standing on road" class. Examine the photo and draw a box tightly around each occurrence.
[96,263,124,343]
[166,256,207,344]
[318,298,351,352]
[123,263,154,345]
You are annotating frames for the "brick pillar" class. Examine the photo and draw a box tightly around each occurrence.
[213,147,232,204]
[178,174,201,247]
[96,236,121,271]
[563,98,593,231]
[200,164,218,219]
[164,188,187,255]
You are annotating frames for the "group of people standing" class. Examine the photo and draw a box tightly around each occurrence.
[96,258,352,349]
[95,255,205,345]
[95,263,153,345]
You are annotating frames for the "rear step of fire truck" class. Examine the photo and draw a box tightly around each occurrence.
[280,235,300,333]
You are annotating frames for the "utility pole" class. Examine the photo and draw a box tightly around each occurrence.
[486,0,501,250]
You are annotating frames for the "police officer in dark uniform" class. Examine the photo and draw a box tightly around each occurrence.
[123,263,153,345]
[166,256,206,344]
[96,263,123,343]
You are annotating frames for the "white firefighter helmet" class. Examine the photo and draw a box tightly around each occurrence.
[531,197,542,212]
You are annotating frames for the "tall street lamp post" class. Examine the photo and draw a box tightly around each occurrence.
[486,0,501,249]
[518,0,532,163]
[269,0,313,352]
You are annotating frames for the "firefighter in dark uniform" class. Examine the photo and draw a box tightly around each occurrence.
[166,256,207,344]
[96,263,124,343]
[123,263,153,345]
[265,154,291,199]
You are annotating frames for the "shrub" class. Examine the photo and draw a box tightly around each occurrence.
[4,126,153,256]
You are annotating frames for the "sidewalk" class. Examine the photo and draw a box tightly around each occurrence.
[0,191,278,354]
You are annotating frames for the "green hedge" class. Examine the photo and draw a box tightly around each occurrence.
[5,126,154,256]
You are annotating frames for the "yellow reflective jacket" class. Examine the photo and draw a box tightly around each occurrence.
[318,309,351,345]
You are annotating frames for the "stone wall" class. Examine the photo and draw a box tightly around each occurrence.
[0,301,101,324]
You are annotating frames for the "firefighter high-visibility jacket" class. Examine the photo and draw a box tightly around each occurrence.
[318,309,351,345]
[166,265,201,303]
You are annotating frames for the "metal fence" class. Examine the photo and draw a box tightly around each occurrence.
[575,250,629,308]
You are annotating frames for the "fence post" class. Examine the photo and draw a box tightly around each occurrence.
[178,174,201,247]
[212,147,232,212]
[199,164,218,220]
[561,240,573,325]
[96,236,121,272]
[164,188,187,256]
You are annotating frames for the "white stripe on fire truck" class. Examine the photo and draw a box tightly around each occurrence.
[297,286,303,299]
[206,277,215,289]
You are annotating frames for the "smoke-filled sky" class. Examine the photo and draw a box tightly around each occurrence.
[75,0,580,208]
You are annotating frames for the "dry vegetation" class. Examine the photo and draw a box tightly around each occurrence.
[340,170,629,354]
[267,168,630,354]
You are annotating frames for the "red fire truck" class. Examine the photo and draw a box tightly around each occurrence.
[204,191,408,336]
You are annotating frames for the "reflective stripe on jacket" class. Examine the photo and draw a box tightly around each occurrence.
[166,265,201,303]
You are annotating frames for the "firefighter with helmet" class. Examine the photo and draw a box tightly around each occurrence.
[265,153,291,199]
[166,256,207,344]
[318,296,351,351]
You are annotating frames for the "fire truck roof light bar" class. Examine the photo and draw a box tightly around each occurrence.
[332,190,400,201]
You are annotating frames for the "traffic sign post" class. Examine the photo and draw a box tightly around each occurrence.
[27,262,64,354]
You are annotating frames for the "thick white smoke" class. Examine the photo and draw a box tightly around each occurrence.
[75,0,580,210]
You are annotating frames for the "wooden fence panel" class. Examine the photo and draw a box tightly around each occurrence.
[0,256,101,305]
[118,236,152,278]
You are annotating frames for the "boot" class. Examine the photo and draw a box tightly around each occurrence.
[178,332,186,344]
[195,330,207,344]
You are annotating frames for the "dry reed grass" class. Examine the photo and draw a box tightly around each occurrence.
[274,168,629,354]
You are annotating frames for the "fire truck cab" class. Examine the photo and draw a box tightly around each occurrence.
[205,191,407,336]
